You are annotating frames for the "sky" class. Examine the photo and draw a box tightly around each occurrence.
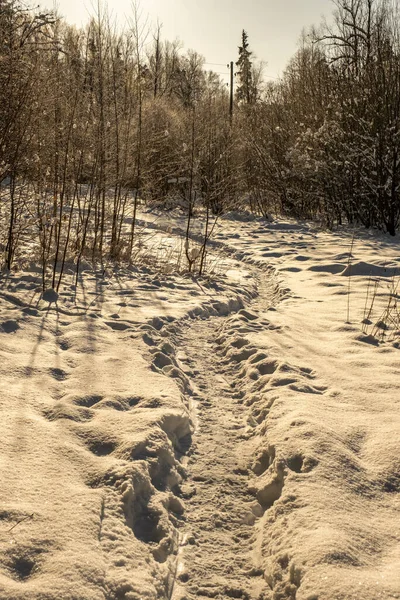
[39,0,335,80]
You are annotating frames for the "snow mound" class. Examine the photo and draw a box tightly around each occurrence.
[341,260,399,277]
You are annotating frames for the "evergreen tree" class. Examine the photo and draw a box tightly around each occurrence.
[235,30,255,104]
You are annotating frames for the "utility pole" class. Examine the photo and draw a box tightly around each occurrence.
[228,61,234,123]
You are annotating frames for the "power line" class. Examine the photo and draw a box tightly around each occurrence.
[204,62,229,67]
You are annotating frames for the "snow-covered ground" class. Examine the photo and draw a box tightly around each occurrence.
[0,213,399,600]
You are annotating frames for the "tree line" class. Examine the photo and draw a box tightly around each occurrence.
[1,0,399,284]
[244,0,400,237]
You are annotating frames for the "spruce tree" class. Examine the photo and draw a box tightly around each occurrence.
[235,30,255,104]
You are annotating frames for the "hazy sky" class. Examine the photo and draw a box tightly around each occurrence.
[40,0,334,79]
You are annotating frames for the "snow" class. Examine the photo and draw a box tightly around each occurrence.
[0,214,399,600]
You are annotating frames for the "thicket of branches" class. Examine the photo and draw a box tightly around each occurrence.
[1,0,400,285]
[243,0,400,236]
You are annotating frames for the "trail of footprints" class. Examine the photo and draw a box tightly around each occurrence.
[215,308,325,504]
[87,302,318,600]
[167,306,328,600]
[35,263,324,599]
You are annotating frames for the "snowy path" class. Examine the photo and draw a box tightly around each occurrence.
[142,217,400,600]
[161,264,314,600]
[1,215,400,600]
[170,316,269,600]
